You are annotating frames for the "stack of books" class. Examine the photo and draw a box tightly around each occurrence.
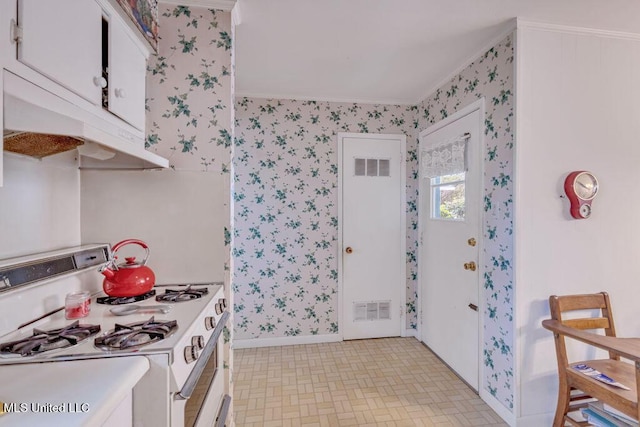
[581,402,639,426]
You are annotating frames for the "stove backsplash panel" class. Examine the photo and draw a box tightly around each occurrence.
[80,170,226,284]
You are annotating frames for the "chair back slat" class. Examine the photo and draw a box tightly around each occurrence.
[555,293,607,313]
[549,292,618,361]
[563,317,611,331]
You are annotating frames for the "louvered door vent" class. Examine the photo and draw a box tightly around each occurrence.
[354,301,391,321]
[354,158,390,177]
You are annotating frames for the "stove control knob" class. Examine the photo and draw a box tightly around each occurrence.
[215,303,223,315]
[184,345,199,364]
[219,298,228,309]
[205,316,216,330]
[192,335,205,350]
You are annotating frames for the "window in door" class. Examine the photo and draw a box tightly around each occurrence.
[430,172,465,220]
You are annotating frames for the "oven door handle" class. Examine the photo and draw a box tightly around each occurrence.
[177,310,229,400]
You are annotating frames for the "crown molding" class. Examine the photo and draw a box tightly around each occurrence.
[516,19,640,41]
[159,0,236,12]
[235,90,415,106]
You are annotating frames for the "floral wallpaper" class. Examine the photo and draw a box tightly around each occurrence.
[233,100,418,339]
[147,11,514,414]
[146,5,233,173]
[417,35,515,411]
[233,33,515,413]
[145,3,235,417]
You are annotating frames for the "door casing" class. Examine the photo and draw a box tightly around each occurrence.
[337,132,407,340]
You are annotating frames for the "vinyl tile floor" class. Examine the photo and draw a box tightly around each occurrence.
[233,337,508,426]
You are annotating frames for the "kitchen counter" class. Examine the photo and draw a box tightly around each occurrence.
[0,356,149,426]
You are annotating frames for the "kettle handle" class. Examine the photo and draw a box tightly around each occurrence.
[111,239,150,266]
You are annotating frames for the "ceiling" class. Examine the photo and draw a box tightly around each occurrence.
[228,0,640,105]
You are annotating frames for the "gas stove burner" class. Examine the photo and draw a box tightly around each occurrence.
[0,321,101,357]
[97,289,156,305]
[155,285,209,303]
[94,317,178,351]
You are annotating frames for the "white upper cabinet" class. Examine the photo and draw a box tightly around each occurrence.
[0,0,168,185]
[108,15,147,131]
[17,0,103,106]
[14,0,149,131]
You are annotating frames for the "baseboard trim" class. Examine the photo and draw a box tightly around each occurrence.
[479,390,516,426]
[405,328,418,338]
[512,412,554,427]
[233,333,342,349]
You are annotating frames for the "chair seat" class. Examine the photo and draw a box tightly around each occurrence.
[567,359,638,419]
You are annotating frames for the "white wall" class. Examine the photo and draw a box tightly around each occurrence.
[80,170,227,284]
[0,152,80,259]
[515,23,640,425]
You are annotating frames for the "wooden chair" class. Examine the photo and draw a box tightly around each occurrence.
[542,292,640,426]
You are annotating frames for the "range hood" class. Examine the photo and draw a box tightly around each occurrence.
[3,71,169,168]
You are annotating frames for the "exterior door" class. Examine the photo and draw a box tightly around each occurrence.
[339,133,405,340]
[419,104,482,390]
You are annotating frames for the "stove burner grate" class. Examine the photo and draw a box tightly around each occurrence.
[97,290,156,305]
[94,317,178,351]
[0,321,101,357]
[155,285,209,303]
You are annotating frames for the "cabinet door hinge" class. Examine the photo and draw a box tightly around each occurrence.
[10,19,22,44]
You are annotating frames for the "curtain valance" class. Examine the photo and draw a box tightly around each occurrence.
[421,132,470,178]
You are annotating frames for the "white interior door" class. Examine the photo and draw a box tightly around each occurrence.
[419,104,482,390]
[340,133,405,340]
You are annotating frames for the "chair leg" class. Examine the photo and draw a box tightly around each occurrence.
[554,384,571,427]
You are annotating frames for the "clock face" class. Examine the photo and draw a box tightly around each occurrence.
[573,172,598,200]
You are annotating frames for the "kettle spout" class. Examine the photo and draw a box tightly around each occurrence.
[99,264,116,279]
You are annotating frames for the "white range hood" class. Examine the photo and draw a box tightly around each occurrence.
[3,70,168,168]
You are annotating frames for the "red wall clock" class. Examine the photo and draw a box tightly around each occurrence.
[564,171,599,219]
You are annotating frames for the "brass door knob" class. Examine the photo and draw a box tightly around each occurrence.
[467,238,476,247]
[345,247,353,254]
[463,261,477,271]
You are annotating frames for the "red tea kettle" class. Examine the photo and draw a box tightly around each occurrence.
[100,239,156,297]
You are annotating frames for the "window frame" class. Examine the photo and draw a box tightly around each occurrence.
[430,173,466,221]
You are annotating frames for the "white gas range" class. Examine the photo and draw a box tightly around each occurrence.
[0,244,230,427]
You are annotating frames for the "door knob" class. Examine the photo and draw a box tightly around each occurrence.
[93,76,107,88]
[345,247,353,254]
[467,238,476,247]
[463,261,476,271]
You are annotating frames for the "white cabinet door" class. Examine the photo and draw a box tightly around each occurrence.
[108,17,146,131]
[18,0,102,105]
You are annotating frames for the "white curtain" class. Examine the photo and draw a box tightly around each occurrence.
[421,132,470,178]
